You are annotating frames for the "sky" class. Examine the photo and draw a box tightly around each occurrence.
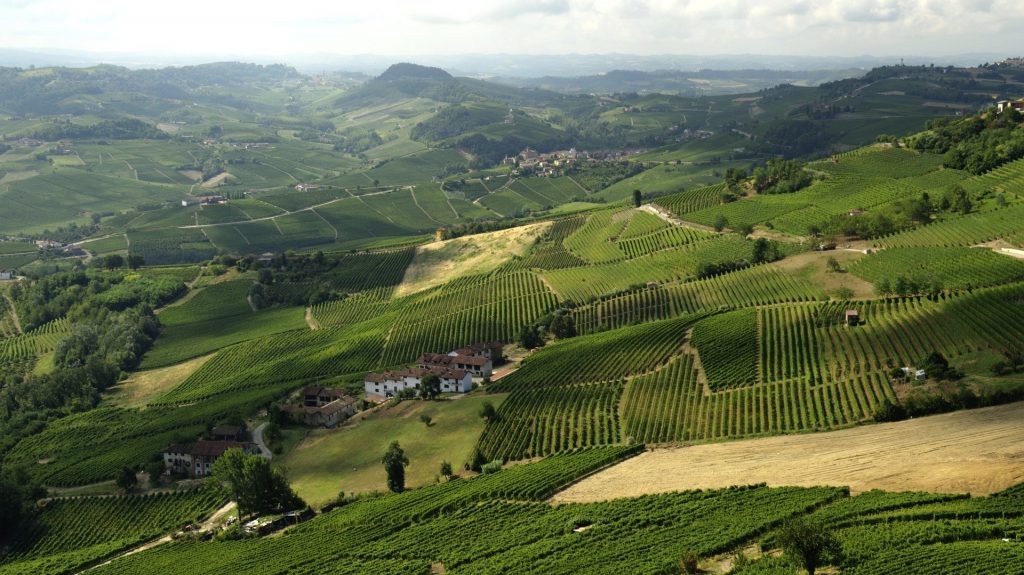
[0,0,1021,59]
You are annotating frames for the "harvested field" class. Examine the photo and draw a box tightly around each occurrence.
[553,402,1024,502]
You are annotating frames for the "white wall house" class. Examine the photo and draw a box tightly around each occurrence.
[418,353,493,378]
[364,367,472,397]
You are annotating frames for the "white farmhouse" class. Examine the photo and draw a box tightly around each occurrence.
[363,367,472,398]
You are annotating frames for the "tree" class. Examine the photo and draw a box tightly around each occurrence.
[549,313,576,339]
[826,256,842,273]
[479,401,498,422]
[439,461,453,481]
[145,460,165,488]
[126,254,145,270]
[0,466,46,545]
[116,466,138,493]
[777,517,842,575]
[419,413,433,426]
[714,215,729,232]
[519,324,543,349]
[103,254,124,270]
[211,449,305,518]
[632,189,642,207]
[419,374,441,400]
[381,441,409,493]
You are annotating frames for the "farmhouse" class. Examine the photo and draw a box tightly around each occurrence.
[0,270,13,281]
[294,183,319,191]
[162,440,260,478]
[364,367,473,398]
[290,394,358,428]
[210,425,245,441]
[449,341,504,363]
[303,385,349,407]
[996,99,1024,113]
[418,352,493,378]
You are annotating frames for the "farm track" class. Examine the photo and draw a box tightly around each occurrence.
[76,501,236,574]
[3,292,23,334]
[639,204,718,233]
[176,186,413,229]
[553,401,1024,503]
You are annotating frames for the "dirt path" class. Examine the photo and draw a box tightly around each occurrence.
[305,307,320,330]
[639,204,718,233]
[2,292,23,334]
[553,402,1024,502]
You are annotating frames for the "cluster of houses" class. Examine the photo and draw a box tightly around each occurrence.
[363,341,503,399]
[504,148,583,177]
[161,426,261,478]
[181,195,227,207]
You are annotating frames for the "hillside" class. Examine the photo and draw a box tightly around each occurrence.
[2,59,1024,575]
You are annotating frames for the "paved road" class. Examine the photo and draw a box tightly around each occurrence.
[252,422,273,460]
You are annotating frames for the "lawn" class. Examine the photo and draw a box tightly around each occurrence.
[282,393,507,507]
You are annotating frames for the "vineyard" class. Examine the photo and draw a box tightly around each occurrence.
[78,448,847,575]
[690,309,758,390]
[848,246,1024,290]
[3,489,223,563]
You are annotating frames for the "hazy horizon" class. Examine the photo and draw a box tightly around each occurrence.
[0,0,1020,65]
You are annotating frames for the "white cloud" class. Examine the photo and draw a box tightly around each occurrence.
[0,0,1021,57]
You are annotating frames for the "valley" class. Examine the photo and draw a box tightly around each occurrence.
[2,56,1024,575]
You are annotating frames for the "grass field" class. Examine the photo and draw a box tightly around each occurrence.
[555,401,1024,502]
[395,222,549,296]
[283,394,507,506]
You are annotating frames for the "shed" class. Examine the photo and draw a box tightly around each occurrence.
[845,309,860,326]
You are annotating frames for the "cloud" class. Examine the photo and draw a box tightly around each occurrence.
[0,0,1022,58]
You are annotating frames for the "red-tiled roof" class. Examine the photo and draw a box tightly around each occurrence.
[418,353,489,367]
[163,440,254,458]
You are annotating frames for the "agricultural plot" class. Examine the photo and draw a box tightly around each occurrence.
[0,168,182,234]
[572,264,824,334]
[491,314,706,392]
[128,228,217,265]
[514,216,589,270]
[2,490,223,566]
[875,203,1024,248]
[477,381,624,461]
[83,480,842,575]
[312,287,394,328]
[562,209,630,263]
[848,247,1024,290]
[653,183,725,217]
[4,387,282,486]
[690,309,758,390]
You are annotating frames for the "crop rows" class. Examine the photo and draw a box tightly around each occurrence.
[848,247,1024,290]
[690,309,758,390]
[759,304,827,384]
[155,325,385,404]
[572,265,822,334]
[85,476,839,575]
[477,382,624,460]
[312,287,394,327]
[616,224,712,258]
[379,271,556,366]
[5,386,283,486]
[546,234,757,303]
[5,489,223,561]
[0,317,70,361]
[621,351,895,443]
[562,209,629,263]
[654,183,724,216]
[491,314,704,392]
[875,203,1024,248]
